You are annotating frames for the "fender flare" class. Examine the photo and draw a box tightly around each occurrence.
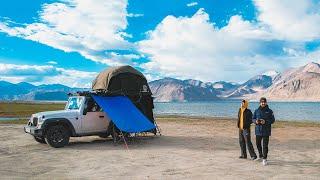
[42,118,76,136]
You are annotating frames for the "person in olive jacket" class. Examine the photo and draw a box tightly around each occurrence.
[237,100,257,160]
[253,97,275,166]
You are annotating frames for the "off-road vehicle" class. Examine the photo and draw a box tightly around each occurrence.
[24,65,158,148]
[24,93,115,148]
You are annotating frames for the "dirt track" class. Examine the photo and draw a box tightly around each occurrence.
[0,119,319,179]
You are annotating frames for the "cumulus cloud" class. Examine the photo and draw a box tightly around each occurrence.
[0,0,138,66]
[44,68,97,88]
[1,0,320,84]
[138,0,320,82]
[254,0,320,41]
[0,63,97,88]
[138,9,289,82]
[187,2,198,7]
[0,64,61,76]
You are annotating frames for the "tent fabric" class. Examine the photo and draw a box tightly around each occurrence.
[92,95,156,133]
[92,65,146,91]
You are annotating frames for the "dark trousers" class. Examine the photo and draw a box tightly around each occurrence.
[239,129,257,158]
[256,135,270,159]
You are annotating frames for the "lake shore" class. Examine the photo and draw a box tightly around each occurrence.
[0,116,319,179]
[1,101,320,122]
[1,115,319,128]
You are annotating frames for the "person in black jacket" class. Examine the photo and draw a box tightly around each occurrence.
[237,100,257,160]
[253,97,275,166]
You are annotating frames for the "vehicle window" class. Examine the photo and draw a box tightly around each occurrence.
[66,97,82,110]
[84,98,102,112]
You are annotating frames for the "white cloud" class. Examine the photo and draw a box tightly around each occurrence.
[0,63,97,88]
[138,9,289,82]
[0,0,138,66]
[221,15,274,40]
[44,68,97,88]
[1,0,320,84]
[127,13,144,18]
[47,61,58,65]
[254,0,320,41]
[0,63,60,76]
[138,0,320,82]
[187,2,198,7]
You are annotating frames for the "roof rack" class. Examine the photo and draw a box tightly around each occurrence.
[67,91,93,97]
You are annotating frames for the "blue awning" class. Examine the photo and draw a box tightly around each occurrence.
[91,95,156,133]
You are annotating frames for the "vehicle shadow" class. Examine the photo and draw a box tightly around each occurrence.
[64,135,238,151]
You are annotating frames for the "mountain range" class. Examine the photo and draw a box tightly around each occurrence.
[149,62,320,102]
[0,82,87,101]
[0,62,319,102]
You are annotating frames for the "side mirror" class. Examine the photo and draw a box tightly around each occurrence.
[83,109,88,115]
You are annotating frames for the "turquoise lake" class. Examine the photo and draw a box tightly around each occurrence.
[154,101,320,122]
[1,101,319,122]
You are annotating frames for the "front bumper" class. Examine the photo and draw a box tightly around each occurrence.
[24,126,43,136]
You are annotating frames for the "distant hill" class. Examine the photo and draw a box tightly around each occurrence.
[210,81,239,97]
[227,74,273,97]
[249,62,320,101]
[1,62,319,102]
[149,73,276,102]
[149,78,218,102]
[149,62,320,102]
[0,81,87,101]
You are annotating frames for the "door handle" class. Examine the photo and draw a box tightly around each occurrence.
[99,116,104,118]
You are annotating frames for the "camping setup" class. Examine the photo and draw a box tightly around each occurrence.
[23,66,159,148]
[91,65,159,138]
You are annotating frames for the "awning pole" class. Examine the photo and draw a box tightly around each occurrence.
[154,121,162,136]
[120,131,129,150]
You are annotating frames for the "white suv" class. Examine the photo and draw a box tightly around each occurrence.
[24,95,113,148]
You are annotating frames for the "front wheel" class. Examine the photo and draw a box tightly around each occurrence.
[45,125,70,148]
[33,136,46,144]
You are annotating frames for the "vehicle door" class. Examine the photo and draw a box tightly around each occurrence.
[80,98,110,133]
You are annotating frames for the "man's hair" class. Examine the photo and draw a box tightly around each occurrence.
[260,97,267,102]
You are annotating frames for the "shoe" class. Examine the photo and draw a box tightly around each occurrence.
[250,156,257,160]
[239,156,247,159]
[262,159,268,166]
[254,157,262,161]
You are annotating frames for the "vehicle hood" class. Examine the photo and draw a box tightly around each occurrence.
[33,110,79,119]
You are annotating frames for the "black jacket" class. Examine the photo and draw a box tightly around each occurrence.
[237,108,253,129]
[253,105,275,136]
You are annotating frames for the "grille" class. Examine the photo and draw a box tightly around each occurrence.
[32,117,38,126]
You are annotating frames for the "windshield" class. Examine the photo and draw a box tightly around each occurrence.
[66,97,83,110]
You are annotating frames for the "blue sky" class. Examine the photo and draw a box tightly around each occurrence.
[0,0,320,87]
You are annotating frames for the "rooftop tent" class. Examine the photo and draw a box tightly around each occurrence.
[92,65,151,96]
[92,95,156,133]
[91,65,156,133]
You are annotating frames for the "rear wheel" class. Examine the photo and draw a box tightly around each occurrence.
[98,132,110,138]
[33,136,46,144]
[111,124,121,143]
[45,125,70,148]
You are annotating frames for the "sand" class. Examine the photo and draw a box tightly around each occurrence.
[0,118,319,179]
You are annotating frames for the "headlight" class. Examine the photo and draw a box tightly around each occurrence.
[38,116,45,124]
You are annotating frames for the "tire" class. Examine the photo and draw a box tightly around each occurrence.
[45,125,70,148]
[111,125,121,143]
[98,132,110,138]
[33,136,46,144]
[99,123,113,138]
